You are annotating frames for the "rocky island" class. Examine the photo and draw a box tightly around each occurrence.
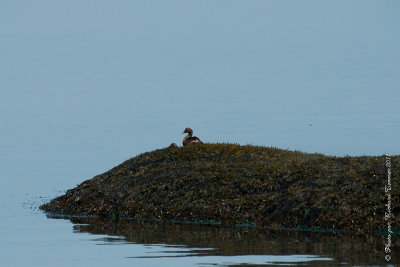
[40,144,399,234]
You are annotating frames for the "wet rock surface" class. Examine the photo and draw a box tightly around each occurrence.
[40,144,399,233]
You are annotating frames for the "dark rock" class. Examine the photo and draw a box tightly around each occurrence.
[40,143,399,233]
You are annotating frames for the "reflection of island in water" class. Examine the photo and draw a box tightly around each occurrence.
[49,215,398,266]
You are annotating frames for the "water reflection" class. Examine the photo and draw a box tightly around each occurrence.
[47,215,397,266]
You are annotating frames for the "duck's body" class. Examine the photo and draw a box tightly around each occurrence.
[182,127,203,146]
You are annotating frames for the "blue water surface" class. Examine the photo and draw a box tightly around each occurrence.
[0,0,399,266]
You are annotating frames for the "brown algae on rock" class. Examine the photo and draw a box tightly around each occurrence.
[40,143,399,233]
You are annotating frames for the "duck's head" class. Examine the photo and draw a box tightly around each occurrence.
[183,127,193,134]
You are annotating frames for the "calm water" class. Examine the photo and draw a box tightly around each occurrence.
[1,0,399,266]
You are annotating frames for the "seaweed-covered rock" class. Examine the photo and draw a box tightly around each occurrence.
[40,144,399,233]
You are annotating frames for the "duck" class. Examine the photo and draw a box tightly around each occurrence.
[182,127,203,146]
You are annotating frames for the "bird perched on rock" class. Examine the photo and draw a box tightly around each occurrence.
[182,127,203,146]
